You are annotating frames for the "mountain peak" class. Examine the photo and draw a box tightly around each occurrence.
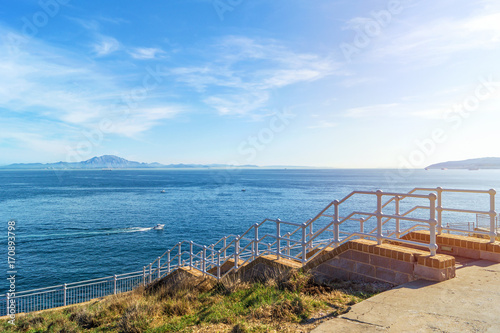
[80,155,143,168]
[0,156,259,170]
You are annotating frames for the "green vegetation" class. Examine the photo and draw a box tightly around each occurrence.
[1,271,389,332]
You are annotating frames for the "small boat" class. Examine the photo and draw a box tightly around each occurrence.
[160,190,166,193]
[153,224,165,230]
[241,189,246,192]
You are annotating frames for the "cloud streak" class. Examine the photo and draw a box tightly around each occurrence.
[92,35,120,56]
[169,36,339,116]
[129,47,166,59]
[0,26,181,151]
[369,3,500,63]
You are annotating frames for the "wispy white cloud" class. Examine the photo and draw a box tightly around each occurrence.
[370,4,500,62]
[67,17,100,31]
[129,47,166,60]
[0,131,69,155]
[106,106,181,136]
[0,26,182,145]
[203,91,270,116]
[93,35,120,56]
[169,36,339,116]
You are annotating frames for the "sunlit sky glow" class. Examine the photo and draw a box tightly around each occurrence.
[1,0,499,167]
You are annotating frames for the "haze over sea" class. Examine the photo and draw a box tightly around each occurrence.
[2,169,500,292]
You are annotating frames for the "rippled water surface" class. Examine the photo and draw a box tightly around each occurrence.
[1,169,499,291]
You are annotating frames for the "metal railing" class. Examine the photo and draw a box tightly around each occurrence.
[1,187,496,316]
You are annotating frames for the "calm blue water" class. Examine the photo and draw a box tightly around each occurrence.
[1,168,500,292]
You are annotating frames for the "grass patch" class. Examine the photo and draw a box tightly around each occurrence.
[0,271,391,332]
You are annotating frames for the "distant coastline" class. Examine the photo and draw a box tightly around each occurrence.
[0,155,259,170]
[4,155,500,171]
[425,157,500,170]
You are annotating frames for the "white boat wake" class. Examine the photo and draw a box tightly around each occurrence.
[19,226,155,241]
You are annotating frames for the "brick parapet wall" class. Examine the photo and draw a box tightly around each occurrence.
[310,239,455,285]
[403,230,500,262]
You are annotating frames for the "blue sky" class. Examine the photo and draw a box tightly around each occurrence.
[0,0,499,167]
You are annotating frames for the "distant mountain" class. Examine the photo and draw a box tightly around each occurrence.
[0,155,258,170]
[426,157,500,170]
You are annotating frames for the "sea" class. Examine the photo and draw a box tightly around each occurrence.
[1,168,500,292]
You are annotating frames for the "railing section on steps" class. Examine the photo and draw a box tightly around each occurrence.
[1,187,497,316]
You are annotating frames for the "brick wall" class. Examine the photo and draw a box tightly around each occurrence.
[311,239,455,285]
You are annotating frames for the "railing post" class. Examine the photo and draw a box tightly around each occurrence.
[211,244,216,264]
[333,200,340,247]
[190,241,193,269]
[6,294,9,317]
[223,236,227,259]
[149,263,152,283]
[167,252,171,273]
[234,235,240,270]
[157,257,161,280]
[285,232,291,256]
[489,189,497,243]
[267,243,271,255]
[254,223,259,260]
[63,283,67,306]
[376,191,383,245]
[276,219,281,259]
[143,267,146,286]
[359,218,364,239]
[395,196,401,239]
[217,250,221,280]
[202,246,207,276]
[113,275,117,295]
[308,219,313,250]
[436,187,443,235]
[428,193,438,256]
[302,223,307,265]
[178,242,182,267]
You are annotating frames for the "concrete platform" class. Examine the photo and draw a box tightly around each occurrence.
[312,259,500,333]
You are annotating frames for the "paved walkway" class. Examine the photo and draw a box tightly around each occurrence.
[312,259,500,333]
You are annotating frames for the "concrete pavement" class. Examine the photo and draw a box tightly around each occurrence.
[312,259,500,333]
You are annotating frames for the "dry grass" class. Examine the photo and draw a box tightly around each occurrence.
[0,270,391,332]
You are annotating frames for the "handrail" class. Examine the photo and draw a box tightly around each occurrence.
[2,187,496,317]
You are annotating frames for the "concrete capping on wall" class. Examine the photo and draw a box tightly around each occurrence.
[309,239,455,285]
[472,227,500,241]
[236,254,302,281]
[403,230,500,262]
[207,258,245,276]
